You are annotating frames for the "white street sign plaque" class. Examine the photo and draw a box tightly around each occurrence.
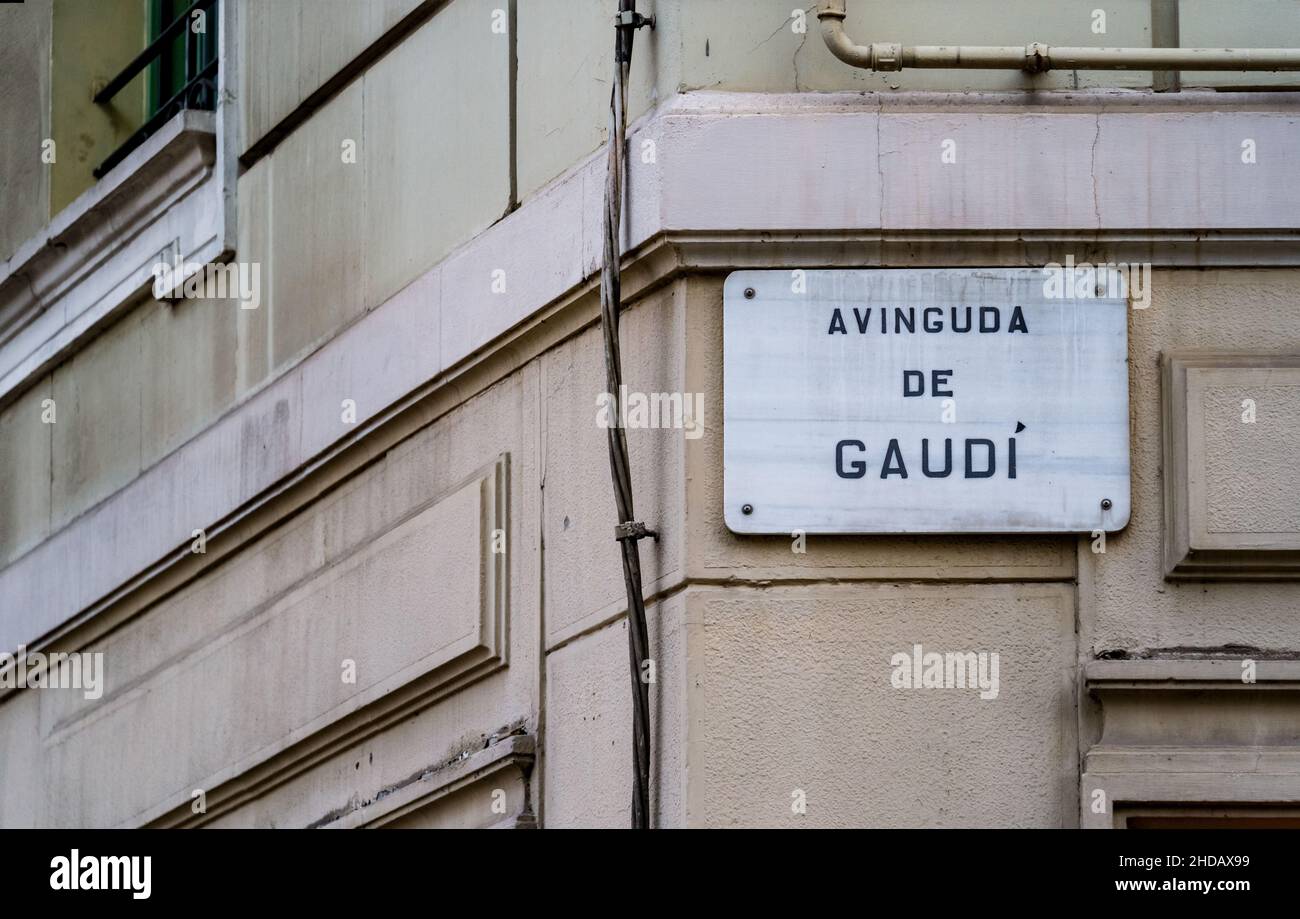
[724,268,1131,534]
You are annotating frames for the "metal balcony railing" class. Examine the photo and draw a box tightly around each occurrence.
[93,0,219,179]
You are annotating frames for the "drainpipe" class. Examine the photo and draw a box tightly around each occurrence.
[818,0,1300,73]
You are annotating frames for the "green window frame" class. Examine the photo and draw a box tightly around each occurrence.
[147,0,218,119]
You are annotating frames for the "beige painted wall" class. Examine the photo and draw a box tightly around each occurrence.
[236,0,1300,208]
[0,293,240,567]
[514,0,1300,199]
[49,0,147,215]
[239,0,425,157]
[242,0,511,370]
[8,0,1300,258]
[5,263,1297,826]
[0,377,52,565]
[0,2,512,566]
[3,0,1300,828]
[0,355,540,827]
[0,0,52,262]
[541,268,1300,827]
[1087,270,1300,652]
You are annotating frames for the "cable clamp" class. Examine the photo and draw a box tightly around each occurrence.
[615,10,655,31]
[614,520,658,542]
[1025,42,1051,74]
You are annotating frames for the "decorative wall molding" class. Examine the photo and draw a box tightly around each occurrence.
[1082,659,1300,828]
[0,111,221,411]
[1162,352,1300,580]
[317,733,535,829]
[131,453,511,828]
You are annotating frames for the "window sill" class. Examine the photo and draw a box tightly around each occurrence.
[0,109,221,409]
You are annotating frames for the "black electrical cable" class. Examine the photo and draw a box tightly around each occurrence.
[601,0,654,829]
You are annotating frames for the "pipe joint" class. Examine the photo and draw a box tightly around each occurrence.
[817,4,846,23]
[872,42,904,72]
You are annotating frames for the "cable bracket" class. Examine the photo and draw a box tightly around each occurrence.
[613,9,655,63]
[614,520,658,542]
[615,10,655,31]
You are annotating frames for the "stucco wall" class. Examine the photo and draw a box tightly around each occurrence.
[6,260,1296,826]
[3,0,1300,829]
[0,0,52,262]
[1087,269,1300,652]
[666,269,1300,826]
[48,0,146,215]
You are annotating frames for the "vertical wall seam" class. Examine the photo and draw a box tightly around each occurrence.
[507,0,519,213]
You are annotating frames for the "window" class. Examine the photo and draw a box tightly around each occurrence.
[1121,808,1300,829]
[147,0,218,121]
[93,0,219,178]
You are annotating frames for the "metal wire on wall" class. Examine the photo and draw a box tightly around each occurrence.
[600,0,655,830]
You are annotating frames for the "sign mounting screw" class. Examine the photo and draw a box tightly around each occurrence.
[1100,498,1113,510]
[744,287,756,299]
[742,504,754,515]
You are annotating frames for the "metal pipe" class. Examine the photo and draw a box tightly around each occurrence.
[818,0,1300,73]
